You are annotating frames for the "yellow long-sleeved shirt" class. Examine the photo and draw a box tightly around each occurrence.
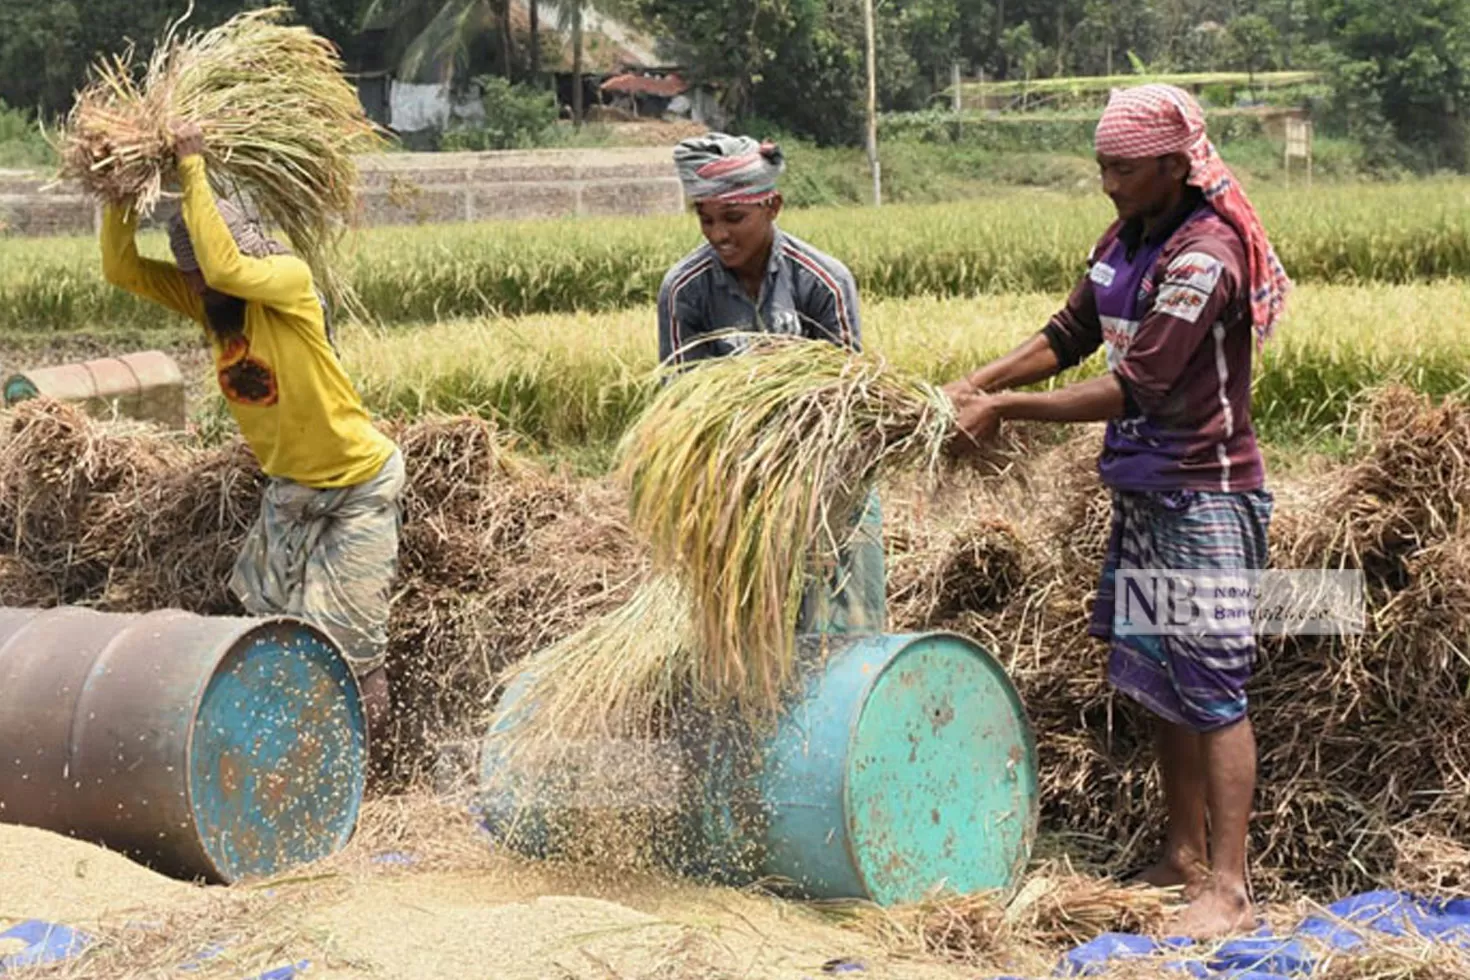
[101,156,395,490]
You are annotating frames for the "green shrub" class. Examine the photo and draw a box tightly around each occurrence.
[440,77,558,151]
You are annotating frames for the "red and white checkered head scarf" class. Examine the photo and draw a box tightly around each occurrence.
[1095,83,1291,347]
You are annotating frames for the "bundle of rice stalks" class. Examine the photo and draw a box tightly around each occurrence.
[54,5,386,310]
[490,573,693,757]
[617,336,956,719]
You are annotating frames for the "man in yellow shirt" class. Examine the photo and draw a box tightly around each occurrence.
[100,123,401,745]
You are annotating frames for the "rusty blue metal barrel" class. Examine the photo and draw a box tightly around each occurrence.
[0,607,367,884]
[479,631,1039,906]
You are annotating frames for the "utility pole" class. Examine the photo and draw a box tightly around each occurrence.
[863,0,881,206]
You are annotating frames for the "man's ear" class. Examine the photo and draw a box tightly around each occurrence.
[768,193,784,221]
[1165,152,1191,184]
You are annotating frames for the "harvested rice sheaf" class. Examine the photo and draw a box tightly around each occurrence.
[54,5,386,312]
[616,336,956,720]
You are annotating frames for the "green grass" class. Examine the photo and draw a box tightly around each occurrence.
[1,180,1466,335]
[323,281,1470,468]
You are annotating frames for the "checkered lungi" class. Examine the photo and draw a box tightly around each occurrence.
[229,449,406,676]
[1090,488,1274,732]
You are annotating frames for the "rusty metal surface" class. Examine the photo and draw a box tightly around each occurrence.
[0,606,365,883]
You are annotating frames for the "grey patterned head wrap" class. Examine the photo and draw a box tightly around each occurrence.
[168,196,289,272]
[673,133,785,204]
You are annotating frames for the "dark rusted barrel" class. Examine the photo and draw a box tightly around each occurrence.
[0,607,367,884]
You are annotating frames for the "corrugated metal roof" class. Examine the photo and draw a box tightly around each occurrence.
[600,73,688,97]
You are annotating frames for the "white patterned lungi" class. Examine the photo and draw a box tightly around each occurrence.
[230,449,406,676]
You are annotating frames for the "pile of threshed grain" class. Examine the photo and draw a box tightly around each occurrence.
[887,386,1470,900]
[0,399,639,786]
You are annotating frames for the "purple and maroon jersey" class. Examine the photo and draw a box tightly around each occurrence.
[1042,193,1264,493]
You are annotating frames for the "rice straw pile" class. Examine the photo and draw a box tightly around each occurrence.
[53,5,385,311]
[0,399,640,787]
[616,336,956,719]
[844,860,1170,971]
[884,385,1470,899]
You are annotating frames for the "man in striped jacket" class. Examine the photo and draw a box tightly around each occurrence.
[657,132,882,636]
[658,133,862,367]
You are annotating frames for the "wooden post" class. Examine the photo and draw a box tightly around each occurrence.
[864,0,881,206]
[952,61,963,114]
[572,2,584,129]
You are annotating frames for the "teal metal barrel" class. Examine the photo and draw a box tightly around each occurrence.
[479,631,1039,906]
[0,606,367,884]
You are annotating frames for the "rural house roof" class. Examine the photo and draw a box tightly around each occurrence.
[599,72,688,98]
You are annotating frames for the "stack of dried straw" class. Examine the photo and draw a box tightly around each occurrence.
[887,386,1470,899]
[54,6,385,311]
[0,399,638,787]
[6,379,1470,900]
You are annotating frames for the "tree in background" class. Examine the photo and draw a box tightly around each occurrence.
[1313,0,1470,171]
[360,0,520,90]
[634,0,807,123]
[1225,13,1283,96]
[999,23,1042,105]
[0,0,369,116]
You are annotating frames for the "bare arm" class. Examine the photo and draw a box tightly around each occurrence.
[950,333,1063,395]
[992,373,1126,423]
[949,373,1126,452]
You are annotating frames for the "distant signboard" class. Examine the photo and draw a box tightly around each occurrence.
[1285,116,1313,186]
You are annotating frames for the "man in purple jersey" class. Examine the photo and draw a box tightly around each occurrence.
[943,84,1292,939]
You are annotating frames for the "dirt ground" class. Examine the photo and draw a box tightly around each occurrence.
[0,799,996,980]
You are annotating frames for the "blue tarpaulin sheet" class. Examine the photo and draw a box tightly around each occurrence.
[0,918,308,979]
[1008,891,1470,978]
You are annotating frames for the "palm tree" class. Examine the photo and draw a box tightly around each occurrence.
[557,0,588,127]
[362,0,523,89]
[364,0,597,112]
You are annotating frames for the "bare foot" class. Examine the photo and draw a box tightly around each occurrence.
[1132,853,1210,900]
[1168,882,1255,940]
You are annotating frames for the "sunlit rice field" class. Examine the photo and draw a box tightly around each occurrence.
[0,180,1465,333]
[330,281,1470,457]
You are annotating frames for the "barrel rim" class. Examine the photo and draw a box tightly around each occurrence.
[2,373,39,405]
[838,629,1041,905]
[182,613,367,884]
